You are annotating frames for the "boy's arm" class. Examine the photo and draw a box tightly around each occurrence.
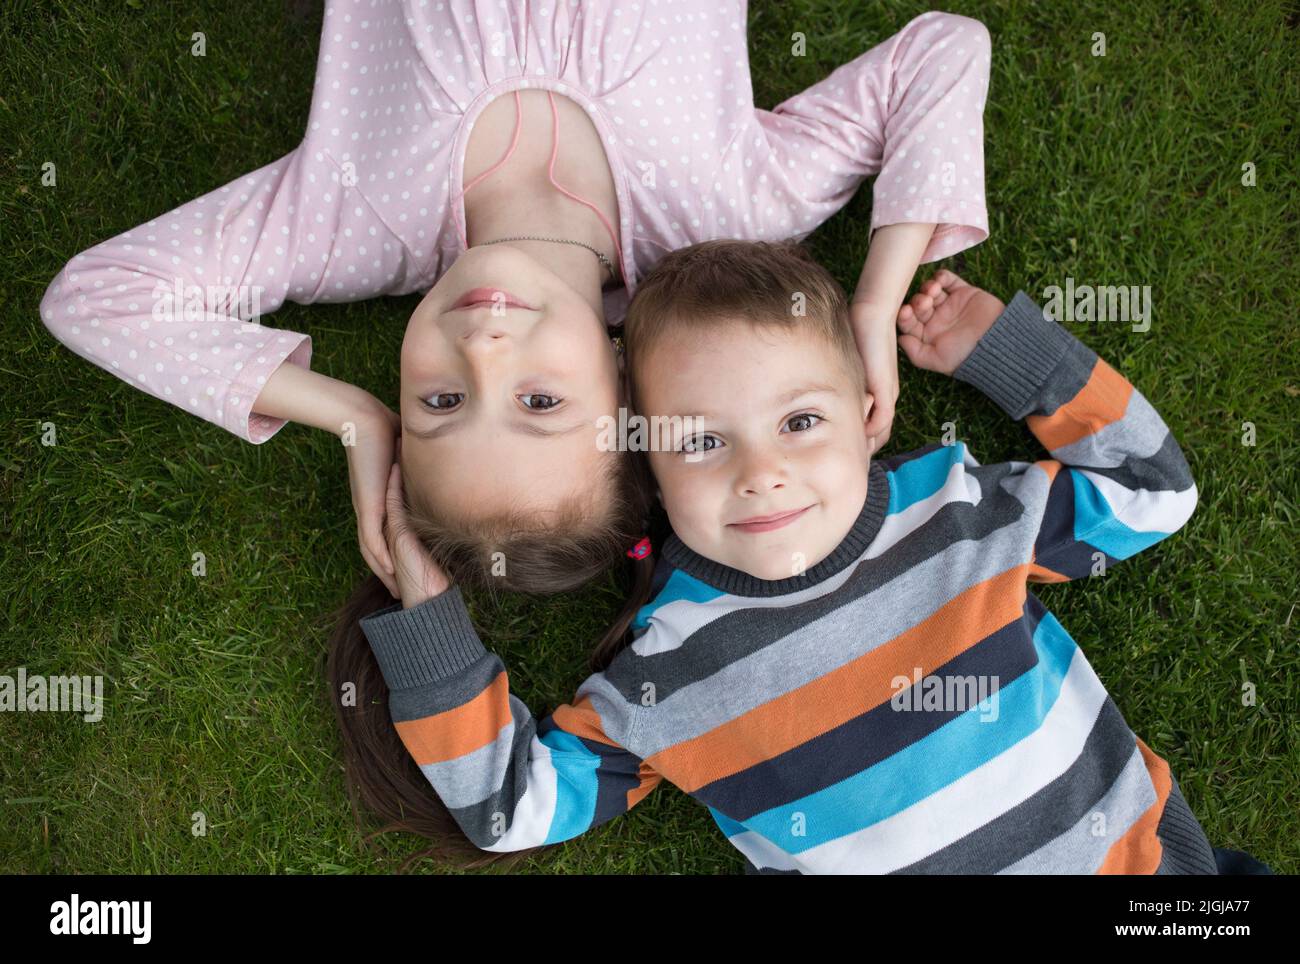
[359,587,663,852]
[952,291,1198,582]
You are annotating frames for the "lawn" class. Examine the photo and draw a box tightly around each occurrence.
[1,0,1296,874]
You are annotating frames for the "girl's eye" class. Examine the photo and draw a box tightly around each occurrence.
[519,393,562,410]
[424,392,464,410]
[681,435,721,455]
[784,413,823,433]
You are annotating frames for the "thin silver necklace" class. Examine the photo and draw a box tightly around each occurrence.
[474,235,618,283]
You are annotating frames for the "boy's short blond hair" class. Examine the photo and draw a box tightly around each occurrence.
[623,239,864,411]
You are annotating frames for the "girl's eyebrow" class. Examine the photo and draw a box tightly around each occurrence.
[404,418,587,441]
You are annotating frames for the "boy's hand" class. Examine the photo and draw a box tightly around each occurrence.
[896,269,1005,376]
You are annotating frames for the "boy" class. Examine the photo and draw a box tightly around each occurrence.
[359,239,1267,873]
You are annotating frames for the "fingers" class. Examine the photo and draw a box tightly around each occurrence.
[933,268,965,290]
[361,495,395,575]
[361,540,401,598]
[898,332,939,371]
[384,460,403,523]
[897,303,923,339]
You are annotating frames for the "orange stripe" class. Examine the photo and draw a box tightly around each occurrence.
[1027,357,1132,451]
[394,670,513,766]
[628,763,663,809]
[1096,736,1171,874]
[393,673,627,768]
[647,566,1030,792]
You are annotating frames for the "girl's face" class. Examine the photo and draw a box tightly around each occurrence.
[399,244,621,523]
[638,319,873,582]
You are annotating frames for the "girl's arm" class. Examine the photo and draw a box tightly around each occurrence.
[849,221,937,450]
[742,11,992,448]
[38,141,426,446]
[39,142,430,593]
[253,362,402,596]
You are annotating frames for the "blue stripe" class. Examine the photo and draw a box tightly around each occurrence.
[886,442,966,515]
[709,805,749,838]
[537,729,600,844]
[633,569,728,631]
[737,609,1081,853]
[1070,470,1170,559]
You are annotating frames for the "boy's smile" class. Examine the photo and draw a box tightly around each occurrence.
[638,318,875,582]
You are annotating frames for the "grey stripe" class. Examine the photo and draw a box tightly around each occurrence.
[1154,777,1218,874]
[953,291,1083,420]
[997,742,1156,873]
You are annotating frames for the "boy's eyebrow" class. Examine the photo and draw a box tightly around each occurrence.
[772,384,839,405]
[655,384,840,420]
[404,418,588,441]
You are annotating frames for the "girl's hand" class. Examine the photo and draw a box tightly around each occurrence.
[342,402,401,599]
[382,454,451,609]
[851,301,900,454]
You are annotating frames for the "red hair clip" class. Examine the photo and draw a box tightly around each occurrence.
[627,536,652,559]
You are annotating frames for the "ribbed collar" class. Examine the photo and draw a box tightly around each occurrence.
[660,459,891,598]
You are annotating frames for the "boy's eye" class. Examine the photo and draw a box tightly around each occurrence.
[783,412,823,433]
[519,393,561,410]
[424,392,464,410]
[681,435,721,454]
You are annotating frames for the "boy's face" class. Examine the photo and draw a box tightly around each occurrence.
[639,319,874,582]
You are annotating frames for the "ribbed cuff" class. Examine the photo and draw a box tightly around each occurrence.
[952,290,1075,420]
[358,585,488,690]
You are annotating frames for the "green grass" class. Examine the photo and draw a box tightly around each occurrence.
[2,0,1296,874]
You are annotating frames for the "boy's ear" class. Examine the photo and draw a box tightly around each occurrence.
[861,391,875,427]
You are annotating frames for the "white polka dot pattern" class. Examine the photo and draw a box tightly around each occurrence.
[38,3,990,444]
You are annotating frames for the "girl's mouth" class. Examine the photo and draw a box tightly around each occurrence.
[450,287,538,311]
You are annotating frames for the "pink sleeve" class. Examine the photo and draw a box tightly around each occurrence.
[753,11,991,263]
[39,143,425,444]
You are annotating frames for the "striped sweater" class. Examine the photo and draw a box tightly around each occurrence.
[359,291,1217,874]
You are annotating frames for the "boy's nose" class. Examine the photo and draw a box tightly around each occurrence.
[734,450,788,496]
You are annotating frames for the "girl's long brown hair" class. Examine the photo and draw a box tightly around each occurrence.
[325,449,660,872]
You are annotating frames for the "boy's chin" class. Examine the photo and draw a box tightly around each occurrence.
[737,549,828,583]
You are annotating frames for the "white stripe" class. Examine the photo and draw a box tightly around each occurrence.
[793,644,1110,872]
[1077,470,1197,534]
[868,459,982,559]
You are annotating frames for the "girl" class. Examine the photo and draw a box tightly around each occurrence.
[39,3,991,598]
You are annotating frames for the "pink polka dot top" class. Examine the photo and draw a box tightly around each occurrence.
[39,2,991,444]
